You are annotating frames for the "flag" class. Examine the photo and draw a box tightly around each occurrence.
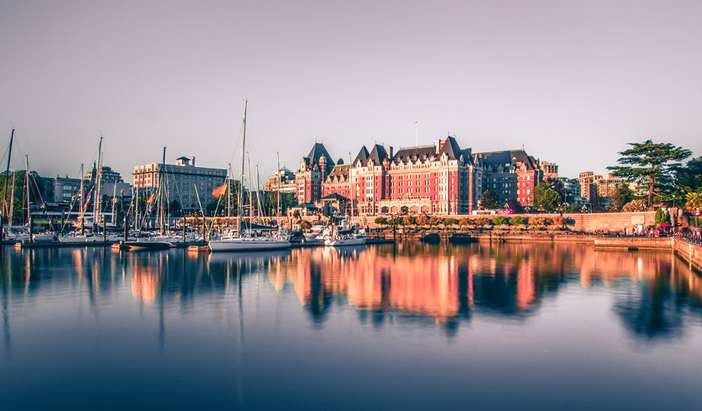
[212,184,227,198]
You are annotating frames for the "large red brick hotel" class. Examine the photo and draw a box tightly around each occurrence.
[294,136,551,216]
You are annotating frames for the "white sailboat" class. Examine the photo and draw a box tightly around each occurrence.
[323,221,367,247]
[209,100,291,252]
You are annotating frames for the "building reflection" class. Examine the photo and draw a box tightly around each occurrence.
[273,243,702,339]
[0,243,701,345]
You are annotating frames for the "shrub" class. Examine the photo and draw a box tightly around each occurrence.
[443,217,459,226]
[429,216,443,226]
[417,215,430,226]
[530,217,553,226]
[492,216,511,226]
[374,217,388,225]
[389,217,403,226]
[511,216,529,225]
[473,217,490,226]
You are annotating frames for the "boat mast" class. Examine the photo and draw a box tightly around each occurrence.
[237,100,247,237]
[255,164,262,218]
[247,153,253,228]
[159,146,167,235]
[8,172,15,227]
[94,136,104,230]
[227,162,232,219]
[79,163,85,234]
[276,152,281,219]
[135,185,139,231]
[111,181,117,224]
[1,129,14,236]
[24,155,30,228]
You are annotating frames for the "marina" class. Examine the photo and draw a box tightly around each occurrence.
[1,242,701,410]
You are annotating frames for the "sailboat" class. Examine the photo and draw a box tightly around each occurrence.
[120,147,173,250]
[322,225,367,246]
[209,100,291,252]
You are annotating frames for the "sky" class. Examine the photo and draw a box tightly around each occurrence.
[1,0,701,181]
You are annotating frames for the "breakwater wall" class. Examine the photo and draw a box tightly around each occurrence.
[674,239,702,272]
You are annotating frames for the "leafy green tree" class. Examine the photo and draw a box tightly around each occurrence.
[609,183,634,211]
[492,216,510,225]
[672,156,702,203]
[685,192,702,211]
[655,208,667,225]
[534,182,562,212]
[374,216,388,225]
[622,199,647,212]
[608,140,691,206]
[479,190,498,209]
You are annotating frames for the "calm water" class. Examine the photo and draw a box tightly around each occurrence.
[1,243,701,410]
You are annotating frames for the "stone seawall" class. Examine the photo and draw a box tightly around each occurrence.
[356,211,656,233]
[674,239,702,272]
[594,237,673,250]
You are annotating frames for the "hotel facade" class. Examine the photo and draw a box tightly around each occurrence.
[293,136,551,216]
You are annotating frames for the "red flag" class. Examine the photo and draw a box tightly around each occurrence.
[212,184,227,198]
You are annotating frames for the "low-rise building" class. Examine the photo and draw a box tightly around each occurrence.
[132,156,227,212]
[295,143,334,205]
[474,149,543,209]
[53,176,83,205]
[264,168,297,194]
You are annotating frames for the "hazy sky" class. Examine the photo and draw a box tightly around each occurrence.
[1,0,701,181]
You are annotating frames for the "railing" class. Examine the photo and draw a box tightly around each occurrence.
[675,232,702,246]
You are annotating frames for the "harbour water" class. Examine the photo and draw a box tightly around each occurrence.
[1,243,701,410]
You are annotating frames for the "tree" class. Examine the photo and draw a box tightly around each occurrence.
[608,140,691,206]
[655,208,668,225]
[685,191,702,211]
[374,217,388,225]
[622,199,647,212]
[479,190,498,210]
[533,182,562,212]
[609,183,634,211]
[672,156,702,204]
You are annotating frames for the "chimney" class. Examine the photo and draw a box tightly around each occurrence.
[435,139,441,153]
[389,146,394,159]
[192,156,196,166]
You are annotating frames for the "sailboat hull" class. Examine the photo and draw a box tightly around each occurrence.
[208,238,291,252]
[324,238,367,247]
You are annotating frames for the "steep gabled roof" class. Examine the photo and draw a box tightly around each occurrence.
[368,144,389,165]
[474,149,538,170]
[303,142,334,173]
[325,164,350,182]
[440,136,462,160]
[307,143,333,165]
[392,145,436,162]
[353,146,370,166]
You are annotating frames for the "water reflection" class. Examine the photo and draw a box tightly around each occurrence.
[1,243,701,346]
